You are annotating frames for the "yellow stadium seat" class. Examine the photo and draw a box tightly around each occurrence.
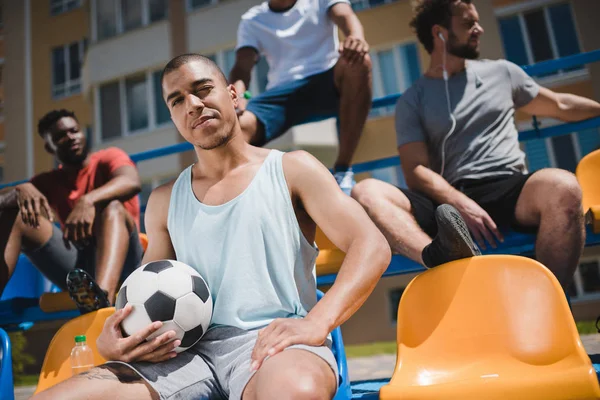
[380,255,600,400]
[34,308,114,394]
[576,149,600,233]
[139,232,149,251]
[315,227,346,277]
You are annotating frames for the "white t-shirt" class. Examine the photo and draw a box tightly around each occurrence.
[236,0,350,90]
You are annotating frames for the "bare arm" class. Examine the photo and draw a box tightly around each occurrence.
[83,165,142,207]
[519,86,600,122]
[328,3,365,40]
[328,3,369,63]
[399,142,464,204]
[399,142,503,248]
[286,151,391,332]
[229,47,259,96]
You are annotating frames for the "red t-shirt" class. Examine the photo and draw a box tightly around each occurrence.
[30,147,140,230]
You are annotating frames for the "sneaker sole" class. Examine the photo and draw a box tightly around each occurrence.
[435,204,482,257]
[66,269,110,314]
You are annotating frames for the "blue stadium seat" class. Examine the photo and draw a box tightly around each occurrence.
[0,328,14,400]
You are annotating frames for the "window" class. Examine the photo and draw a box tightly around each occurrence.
[349,0,397,12]
[125,75,149,132]
[51,40,86,99]
[99,70,173,141]
[51,0,81,15]
[371,42,421,115]
[94,0,168,41]
[388,288,405,323]
[206,49,270,96]
[152,71,171,125]
[189,0,217,11]
[96,0,118,40]
[498,2,582,78]
[122,0,143,32]
[100,82,123,140]
[149,0,168,23]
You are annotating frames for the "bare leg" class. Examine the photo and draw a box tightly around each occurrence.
[333,55,372,168]
[514,169,584,289]
[242,349,336,400]
[94,200,137,304]
[31,364,157,400]
[0,209,54,294]
[352,179,431,264]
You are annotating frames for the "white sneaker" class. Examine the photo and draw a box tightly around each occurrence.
[334,169,355,196]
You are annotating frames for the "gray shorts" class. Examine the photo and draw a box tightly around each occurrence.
[24,224,144,291]
[107,325,339,400]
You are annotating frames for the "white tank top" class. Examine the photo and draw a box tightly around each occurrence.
[167,150,319,330]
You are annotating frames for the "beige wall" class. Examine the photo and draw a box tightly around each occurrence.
[186,0,260,54]
[30,0,90,175]
[571,0,600,102]
[83,21,171,89]
[4,1,29,182]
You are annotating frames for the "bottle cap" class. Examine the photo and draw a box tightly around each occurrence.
[75,335,86,343]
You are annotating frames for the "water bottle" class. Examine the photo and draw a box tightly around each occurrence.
[70,335,94,376]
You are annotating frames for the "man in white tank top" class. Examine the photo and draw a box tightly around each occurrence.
[33,55,391,400]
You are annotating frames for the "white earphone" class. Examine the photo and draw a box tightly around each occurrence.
[437,30,456,178]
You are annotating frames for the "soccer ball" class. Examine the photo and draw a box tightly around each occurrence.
[115,259,213,353]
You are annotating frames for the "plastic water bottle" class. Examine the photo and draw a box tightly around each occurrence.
[70,335,94,376]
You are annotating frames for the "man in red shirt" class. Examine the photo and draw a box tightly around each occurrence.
[0,109,143,309]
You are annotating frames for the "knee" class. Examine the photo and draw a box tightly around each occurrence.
[276,369,333,400]
[550,171,583,216]
[100,200,126,220]
[351,179,380,209]
[338,53,372,80]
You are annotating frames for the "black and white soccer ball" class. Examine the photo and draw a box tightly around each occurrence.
[115,259,213,353]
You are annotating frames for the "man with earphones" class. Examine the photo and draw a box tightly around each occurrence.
[351,0,600,291]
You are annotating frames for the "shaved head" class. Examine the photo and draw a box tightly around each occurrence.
[161,54,227,92]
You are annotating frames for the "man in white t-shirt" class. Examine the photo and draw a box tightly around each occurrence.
[230,0,372,194]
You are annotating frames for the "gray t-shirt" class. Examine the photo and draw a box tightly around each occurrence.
[395,59,540,185]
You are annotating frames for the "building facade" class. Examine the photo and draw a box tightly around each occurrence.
[3,0,600,346]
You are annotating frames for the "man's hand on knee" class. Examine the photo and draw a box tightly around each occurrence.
[64,195,96,245]
[15,183,53,228]
[97,305,180,363]
[250,318,329,371]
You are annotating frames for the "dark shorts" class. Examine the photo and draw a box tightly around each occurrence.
[23,224,144,291]
[401,173,536,238]
[246,67,339,145]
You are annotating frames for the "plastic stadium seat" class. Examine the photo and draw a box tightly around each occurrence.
[0,328,14,400]
[576,149,600,233]
[315,227,346,277]
[317,290,352,400]
[35,294,351,397]
[139,232,149,251]
[34,308,114,394]
[380,255,600,400]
